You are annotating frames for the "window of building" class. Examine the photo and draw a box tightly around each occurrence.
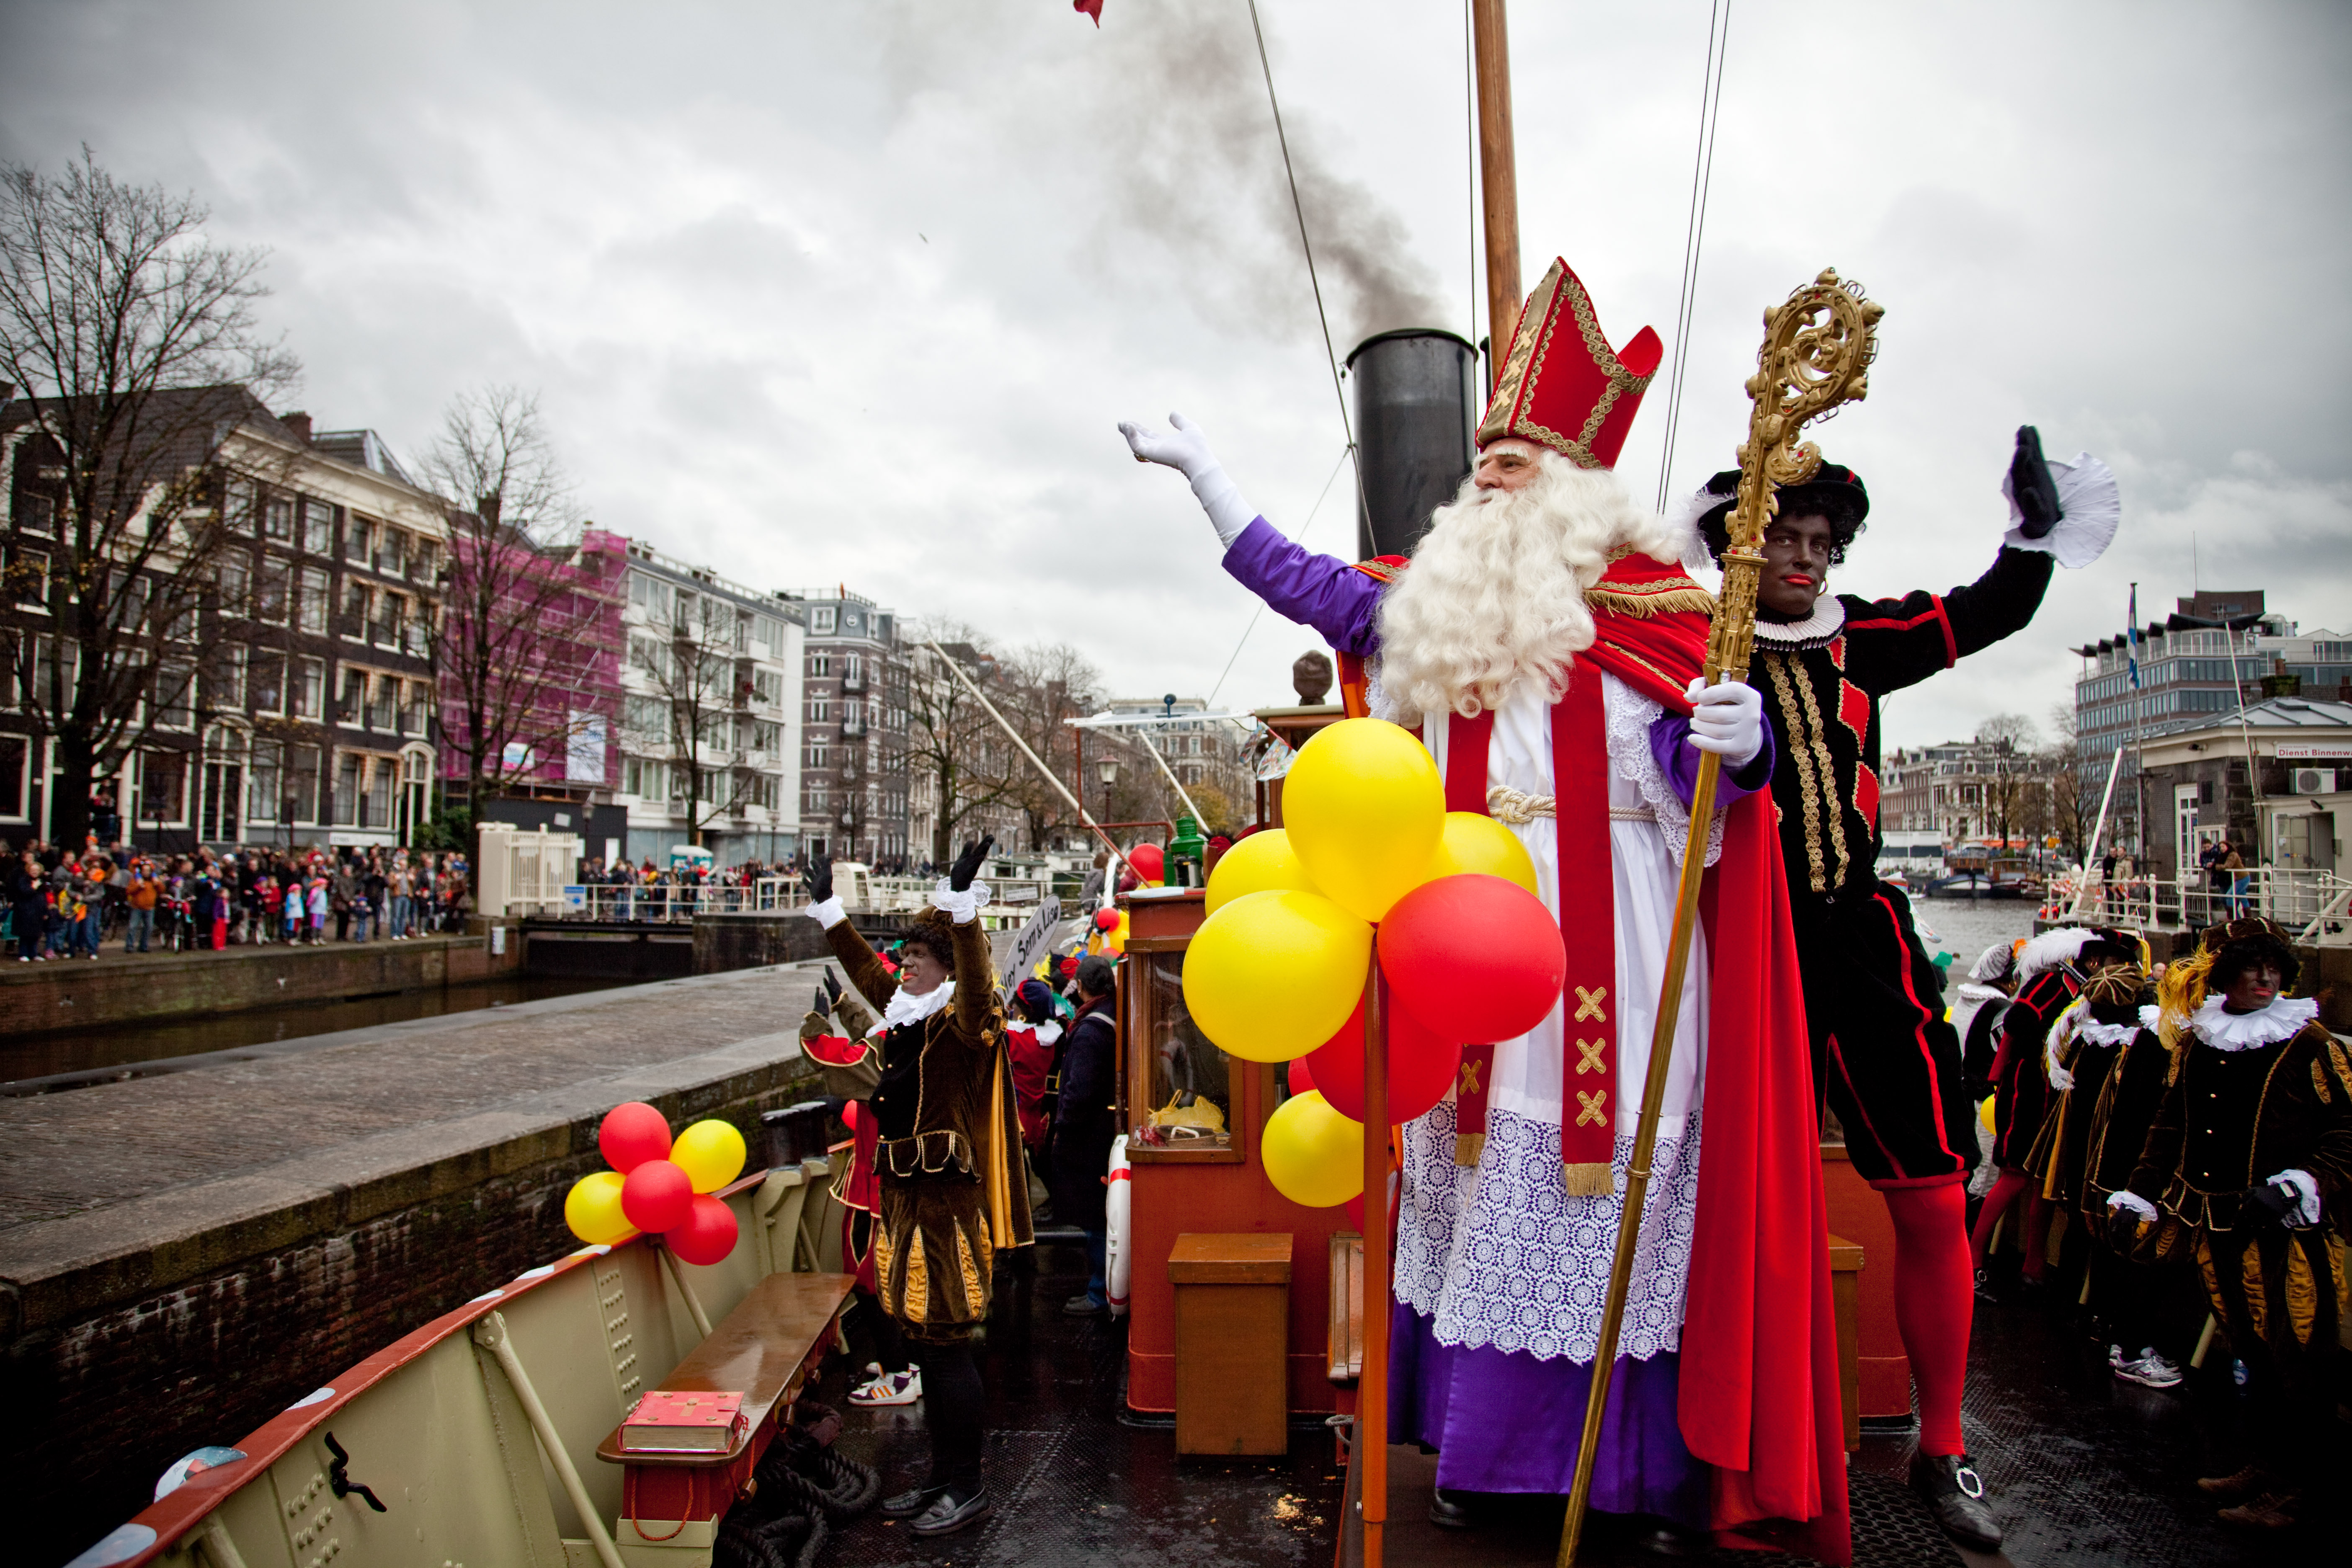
[807,787,828,813]
[623,756,662,798]
[367,673,397,731]
[734,612,751,653]
[629,633,669,677]
[16,493,56,536]
[373,591,403,646]
[334,753,362,825]
[403,681,428,735]
[343,577,370,632]
[378,527,407,577]
[344,515,374,563]
[140,750,186,823]
[302,498,335,554]
[625,694,669,740]
[810,698,829,723]
[214,553,250,616]
[364,755,392,828]
[754,668,784,706]
[247,740,281,824]
[298,567,329,634]
[265,497,295,541]
[810,654,830,678]
[0,734,25,819]
[223,481,254,535]
[757,614,783,652]
[254,559,289,624]
[339,667,367,725]
[8,546,48,609]
[154,661,195,729]
[629,571,674,624]
[807,743,827,771]
[293,657,324,720]
[810,606,836,634]
[251,652,285,714]
[413,539,438,582]
[752,720,782,753]
[210,645,248,710]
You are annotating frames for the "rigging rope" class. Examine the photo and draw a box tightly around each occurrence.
[1205,441,1354,707]
[1244,0,1367,534]
[1463,0,1481,371]
[1653,0,1734,513]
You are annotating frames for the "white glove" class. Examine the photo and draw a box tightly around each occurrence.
[2047,1064,2075,1092]
[1119,411,1257,548]
[931,880,992,924]
[2269,1168,2322,1227]
[1683,677,1764,769]
[2106,1191,2158,1222]
[2002,450,2120,569]
[808,895,847,930]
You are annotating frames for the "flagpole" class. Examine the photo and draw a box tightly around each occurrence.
[1558,272,1883,1566]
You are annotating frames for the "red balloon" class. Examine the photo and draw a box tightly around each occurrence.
[599,1101,673,1173]
[1127,844,1164,882]
[621,1159,694,1233]
[1287,1055,1316,1097]
[1379,874,1565,1043]
[1304,1000,1461,1124]
[1093,907,1119,931]
[667,1194,740,1266]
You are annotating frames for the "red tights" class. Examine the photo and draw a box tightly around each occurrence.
[1885,1182,1973,1457]
[1968,1170,2053,1282]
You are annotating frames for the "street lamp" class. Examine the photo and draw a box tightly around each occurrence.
[1098,757,1119,786]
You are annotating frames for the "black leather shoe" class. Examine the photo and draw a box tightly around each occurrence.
[1428,1488,1472,1530]
[880,1483,946,1519]
[1631,1519,1710,1557]
[1909,1451,2002,1552]
[909,1483,990,1537]
[1062,1292,1106,1316]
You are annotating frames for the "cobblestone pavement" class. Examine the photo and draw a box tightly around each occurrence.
[0,961,831,1235]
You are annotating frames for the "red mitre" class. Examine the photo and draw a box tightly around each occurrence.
[1477,258,1663,470]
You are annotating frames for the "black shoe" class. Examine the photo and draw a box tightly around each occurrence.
[1972,1268,2001,1303]
[909,1483,990,1537]
[1908,1451,2002,1552]
[880,1483,947,1519]
[1429,1488,1472,1530]
[1062,1292,1106,1316]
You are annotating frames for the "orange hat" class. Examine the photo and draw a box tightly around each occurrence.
[1477,258,1662,470]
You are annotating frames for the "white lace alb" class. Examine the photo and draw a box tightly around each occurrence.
[1603,677,1723,870]
[1393,1096,1700,1364]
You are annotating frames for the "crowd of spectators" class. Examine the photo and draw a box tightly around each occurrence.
[3,839,472,960]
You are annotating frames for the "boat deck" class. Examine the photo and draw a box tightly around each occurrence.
[816,1240,2289,1568]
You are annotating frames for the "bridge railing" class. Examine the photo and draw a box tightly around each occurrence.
[2068,867,2352,946]
[547,875,1057,927]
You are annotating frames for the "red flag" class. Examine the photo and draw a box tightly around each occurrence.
[1074,0,1103,23]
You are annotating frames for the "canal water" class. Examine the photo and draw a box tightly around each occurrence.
[3,975,635,1084]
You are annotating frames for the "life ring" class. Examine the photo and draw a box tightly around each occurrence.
[1104,1135,1132,1318]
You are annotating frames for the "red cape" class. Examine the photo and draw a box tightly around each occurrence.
[1583,556,1849,1562]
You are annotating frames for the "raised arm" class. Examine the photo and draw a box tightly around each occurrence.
[940,837,1000,1041]
[1120,413,1384,656]
[805,857,899,1012]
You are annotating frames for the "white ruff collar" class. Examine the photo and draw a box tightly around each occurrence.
[2190,994,2319,1052]
[1752,598,1847,647]
[2074,1018,2140,1047]
[872,980,954,1036]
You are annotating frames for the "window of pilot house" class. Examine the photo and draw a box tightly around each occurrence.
[264,497,295,541]
[302,498,335,554]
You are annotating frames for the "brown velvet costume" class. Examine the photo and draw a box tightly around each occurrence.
[2123,1007,2352,1378]
[827,909,1033,1343]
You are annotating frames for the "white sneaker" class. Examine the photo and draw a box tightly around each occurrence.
[2116,1349,2183,1389]
[849,1368,922,1406]
[2106,1343,2127,1369]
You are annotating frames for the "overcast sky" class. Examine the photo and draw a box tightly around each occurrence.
[3,0,2346,750]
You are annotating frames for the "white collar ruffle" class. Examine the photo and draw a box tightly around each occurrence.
[2074,1017,2141,1047]
[1751,597,1847,648]
[871,980,955,1036]
[2189,994,2319,1052]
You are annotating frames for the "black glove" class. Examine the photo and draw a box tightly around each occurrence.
[821,970,844,1013]
[802,856,833,905]
[2010,425,2063,539]
[948,836,994,893]
[2243,1179,2300,1229]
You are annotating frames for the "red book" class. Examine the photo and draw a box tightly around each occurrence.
[619,1391,745,1453]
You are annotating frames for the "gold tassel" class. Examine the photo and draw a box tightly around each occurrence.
[1454,1133,1486,1168]
[1562,1161,1615,1197]
[1587,585,1718,620]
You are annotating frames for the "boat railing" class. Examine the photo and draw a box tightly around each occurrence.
[79,1150,855,1568]
[551,874,1057,928]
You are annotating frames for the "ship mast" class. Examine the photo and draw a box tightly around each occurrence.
[1472,0,1522,386]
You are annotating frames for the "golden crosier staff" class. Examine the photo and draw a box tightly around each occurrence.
[1558,270,1884,1567]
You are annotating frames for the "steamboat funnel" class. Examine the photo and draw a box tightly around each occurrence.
[1346,328,1479,561]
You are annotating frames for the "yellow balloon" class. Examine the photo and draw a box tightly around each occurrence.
[564,1171,633,1244]
[1425,812,1540,896]
[1262,1091,1365,1208]
[1205,828,1317,916]
[1283,718,1445,922]
[1182,890,1369,1062]
[1978,1096,1996,1136]
[672,1119,748,1194]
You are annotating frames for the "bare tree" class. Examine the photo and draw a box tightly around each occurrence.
[0,150,299,848]
[619,588,760,847]
[901,625,1029,864]
[992,640,1103,851]
[1977,713,2040,856]
[420,386,609,812]
[2043,704,2093,865]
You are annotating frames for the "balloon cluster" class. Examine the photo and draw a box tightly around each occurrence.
[1185,719,1564,1208]
[564,1102,749,1265]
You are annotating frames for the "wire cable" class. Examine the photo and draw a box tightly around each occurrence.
[1244,0,1366,522]
[1205,442,1354,707]
[1653,0,1733,513]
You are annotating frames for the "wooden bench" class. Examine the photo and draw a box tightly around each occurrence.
[596,1270,856,1545]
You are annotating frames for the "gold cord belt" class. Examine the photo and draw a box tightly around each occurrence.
[1486,785,1652,825]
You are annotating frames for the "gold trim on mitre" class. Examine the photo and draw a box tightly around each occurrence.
[1477,260,1659,469]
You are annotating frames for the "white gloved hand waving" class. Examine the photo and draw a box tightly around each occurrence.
[1684,677,1764,769]
[1119,412,1258,548]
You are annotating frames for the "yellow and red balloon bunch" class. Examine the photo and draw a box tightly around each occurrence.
[1186,719,1564,1208]
[564,1102,748,1265]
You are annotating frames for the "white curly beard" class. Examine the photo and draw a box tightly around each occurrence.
[1375,451,1689,720]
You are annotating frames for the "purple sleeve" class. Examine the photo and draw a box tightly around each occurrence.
[1648,716,1774,807]
[1220,517,1384,658]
